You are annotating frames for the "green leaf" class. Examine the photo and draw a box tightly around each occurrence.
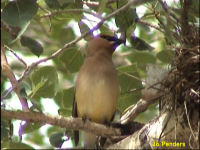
[99,25,115,36]
[58,108,72,117]
[30,66,58,99]
[21,122,43,134]
[117,64,142,92]
[20,36,43,57]
[59,47,84,73]
[2,0,38,27]
[137,23,150,32]
[51,23,75,45]
[115,1,137,32]
[130,36,154,50]
[48,0,83,20]
[45,0,82,10]
[55,88,74,115]
[117,65,143,112]
[1,141,34,149]
[98,0,107,13]
[126,51,156,64]
[29,79,47,99]
[118,90,141,112]
[44,0,61,9]
[54,90,64,107]
[62,87,74,111]
[49,132,65,148]
[156,49,175,63]
[47,126,64,137]
[24,130,45,146]
[66,0,82,9]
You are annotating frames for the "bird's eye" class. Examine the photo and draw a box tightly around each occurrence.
[100,35,118,42]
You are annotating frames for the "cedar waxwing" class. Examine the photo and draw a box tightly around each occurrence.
[72,35,124,148]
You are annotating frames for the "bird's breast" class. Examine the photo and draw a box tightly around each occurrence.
[75,63,119,123]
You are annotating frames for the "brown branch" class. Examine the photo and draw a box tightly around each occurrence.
[1,21,19,39]
[119,95,162,124]
[180,0,192,45]
[1,46,29,110]
[1,109,121,137]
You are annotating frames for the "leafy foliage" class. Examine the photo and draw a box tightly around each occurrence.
[30,66,58,99]
[1,0,198,149]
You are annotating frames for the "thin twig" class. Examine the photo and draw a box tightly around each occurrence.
[120,87,144,95]
[1,47,29,110]
[40,9,103,19]
[4,45,27,67]
[137,19,164,32]
[118,70,145,83]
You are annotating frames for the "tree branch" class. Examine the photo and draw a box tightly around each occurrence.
[180,0,192,45]
[1,46,29,110]
[4,45,27,68]
[119,95,161,124]
[1,109,121,137]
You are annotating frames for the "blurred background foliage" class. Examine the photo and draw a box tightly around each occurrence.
[1,0,199,149]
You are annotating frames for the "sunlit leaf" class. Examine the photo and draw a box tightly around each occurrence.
[59,47,84,73]
[30,66,58,99]
[62,87,74,110]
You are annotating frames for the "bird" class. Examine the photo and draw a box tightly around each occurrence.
[72,34,124,148]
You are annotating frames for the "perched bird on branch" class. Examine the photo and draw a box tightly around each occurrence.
[72,34,124,148]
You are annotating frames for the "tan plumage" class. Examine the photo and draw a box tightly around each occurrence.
[73,35,123,148]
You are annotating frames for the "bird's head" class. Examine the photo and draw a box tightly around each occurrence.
[87,34,125,57]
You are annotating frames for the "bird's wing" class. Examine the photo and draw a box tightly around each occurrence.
[72,91,79,146]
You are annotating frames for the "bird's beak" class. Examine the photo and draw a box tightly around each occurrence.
[100,35,125,50]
